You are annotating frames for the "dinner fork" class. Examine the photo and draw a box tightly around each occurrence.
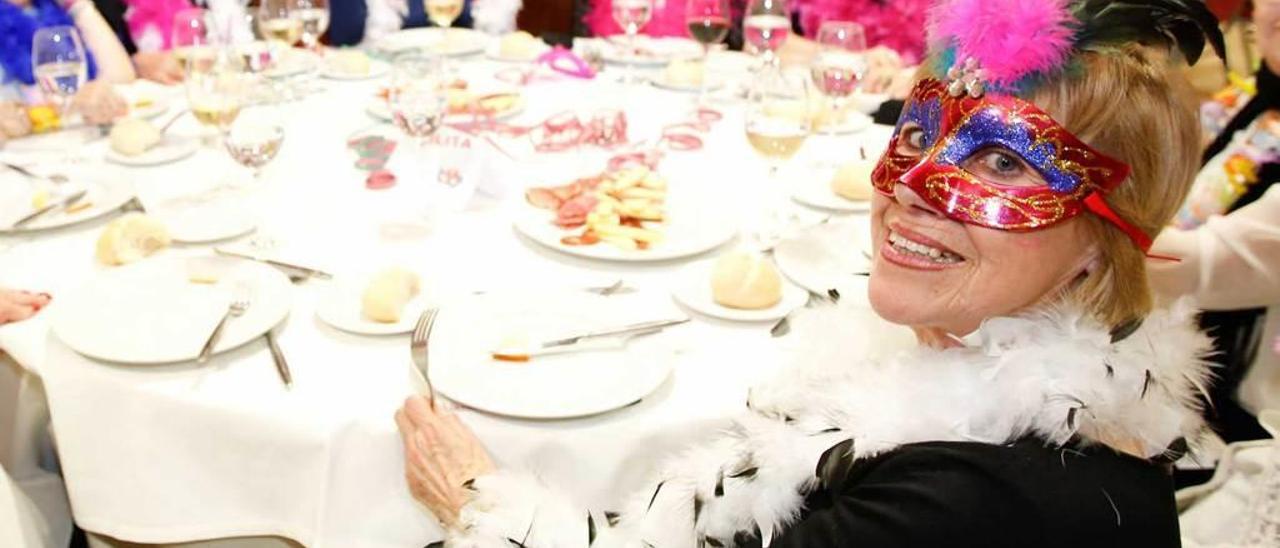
[410,309,440,409]
[2,162,69,185]
[197,298,250,363]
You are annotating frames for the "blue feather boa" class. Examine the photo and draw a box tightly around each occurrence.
[0,0,97,86]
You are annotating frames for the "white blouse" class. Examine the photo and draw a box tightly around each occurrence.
[1150,185,1280,414]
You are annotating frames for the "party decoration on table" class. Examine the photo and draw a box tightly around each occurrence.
[347,135,399,189]
[526,166,667,251]
[656,107,722,152]
[710,251,783,310]
[362,267,421,323]
[95,213,171,266]
[1174,112,1280,229]
[109,118,162,157]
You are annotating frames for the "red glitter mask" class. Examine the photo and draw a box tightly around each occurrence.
[871,79,1154,251]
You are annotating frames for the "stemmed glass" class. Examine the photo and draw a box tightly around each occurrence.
[225,107,285,185]
[743,70,812,249]
[293,0,329,52]
[172,8,216,74]
[811,21,866,138]
[31,26,87,118]
[258,0,301,49]
[186,51,250,146]
[744,0,790,70]
[685,0,730,104]
[612,0,653,84]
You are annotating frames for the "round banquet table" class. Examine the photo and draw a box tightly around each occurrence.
[0,44,894,547]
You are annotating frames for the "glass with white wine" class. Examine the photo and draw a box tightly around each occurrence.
[425,0,464,54]
[293,0,330,52]
[258,0,302,47]
[186,52,251,145]
[172,8,217,75]
[31,26,87,118]
[743,70,812,248]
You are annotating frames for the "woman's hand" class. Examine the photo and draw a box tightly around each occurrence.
[395,396,495,528]
[0,290,51,325]
[133,51,184,85]
[0,101,32,140]
[72,81,127,125]
[861,46,906,95]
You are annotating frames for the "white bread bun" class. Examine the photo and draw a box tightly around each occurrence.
[109,118,161,157]
[498,31,543,59]
[711,252,782,310]
[361,267,421,323]
[831,161,874,201]
[95,213,171,266]
[663,58,704,87]
[328,49,371,75]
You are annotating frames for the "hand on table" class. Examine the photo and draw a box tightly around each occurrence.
[861,46,916,99]
[395,396,495,528]
[134,51,184,85]
[0,101,32,140]
[0,290,51,325]
[72,81,127,125]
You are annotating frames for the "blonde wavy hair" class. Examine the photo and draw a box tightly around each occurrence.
[918,45,1202,328]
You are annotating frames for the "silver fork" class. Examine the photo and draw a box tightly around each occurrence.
[2,162,69,185]
[197,298,250,363]
[410,309,440,409]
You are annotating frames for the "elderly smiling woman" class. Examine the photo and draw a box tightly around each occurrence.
[395,0,1226,546]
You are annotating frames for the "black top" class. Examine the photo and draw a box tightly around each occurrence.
[758,439,1180,548]
[92,0,137,55]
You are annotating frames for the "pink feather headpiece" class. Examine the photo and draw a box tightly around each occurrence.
[927,0,1078,93]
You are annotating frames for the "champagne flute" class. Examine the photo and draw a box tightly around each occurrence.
[685,0,730,104]
[744,70,812,249]
[811,21,866,137]
[612,0,653,84]
[172,8,216,74]
[744,0,790,69]
[293,0,330,52]
[31,26,87,118]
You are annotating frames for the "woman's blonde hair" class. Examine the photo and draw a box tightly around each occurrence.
[1031,46,1202,328]
[918,44,1202,327]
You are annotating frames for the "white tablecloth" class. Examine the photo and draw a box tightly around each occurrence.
[0,54,893,546]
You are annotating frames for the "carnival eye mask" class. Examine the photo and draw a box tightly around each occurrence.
[870,78,1153,251]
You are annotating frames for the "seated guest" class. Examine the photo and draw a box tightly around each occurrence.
[1150,0,1280,445]
[397,0,1223,545]
[335,0,519,46]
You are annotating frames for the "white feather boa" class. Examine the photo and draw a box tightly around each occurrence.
[446,300,1214,547]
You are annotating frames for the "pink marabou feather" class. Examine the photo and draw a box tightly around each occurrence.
[928,0,1076,87]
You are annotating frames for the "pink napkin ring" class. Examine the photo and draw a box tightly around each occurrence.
[537,47,596,79]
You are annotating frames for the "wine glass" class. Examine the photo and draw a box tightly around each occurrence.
[811,21,866,137]
[686,0,730,104]
[612,0,653,84]
[31,26,87,117]
[258,0,301,48]
[745,0,789,69]
[172,9,216,74]
[225,108,285,184]
[743,70,812,249]
[293,0,330,52]
[186,52,251,145]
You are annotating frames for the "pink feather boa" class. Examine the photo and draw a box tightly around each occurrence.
[124,0,194,51]
[792,0,929,64]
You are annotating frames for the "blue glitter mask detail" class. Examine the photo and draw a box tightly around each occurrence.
[932,106,1083,193]
[897,95,942,150]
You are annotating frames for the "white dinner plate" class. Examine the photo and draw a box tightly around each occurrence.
[649,75,724,93]
[146,187,258,243]
[792,171,871,213]
[377,28,487,57]
[116,81,173,120]
[365,96,525,123]
[671,260,808,322]
[315,271,434,335]
[52,255,293,365]
[320,59,390,81]
[428,288,684,419]
[265,49,321,79]
[513,182,736,263]
[484,43,550,63]
[104,136,199,167]
[0,176,133,232]
[773,219,874,305]
[600,37,701,66]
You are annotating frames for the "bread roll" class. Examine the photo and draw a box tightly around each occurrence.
[361,268,421,323]
[329,49,371,75]
[831,161,874,201]
[499,31,543,59]
[109,118,161,157]
[95,213,171,266]
[711,252,782,310]
[663,58,704,87]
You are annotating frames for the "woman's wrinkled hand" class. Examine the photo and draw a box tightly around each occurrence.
[72,81,127,125]
[0,101,32,140]
[134,51,184,85]
[0,290,51,325]
[395,396,495,528]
